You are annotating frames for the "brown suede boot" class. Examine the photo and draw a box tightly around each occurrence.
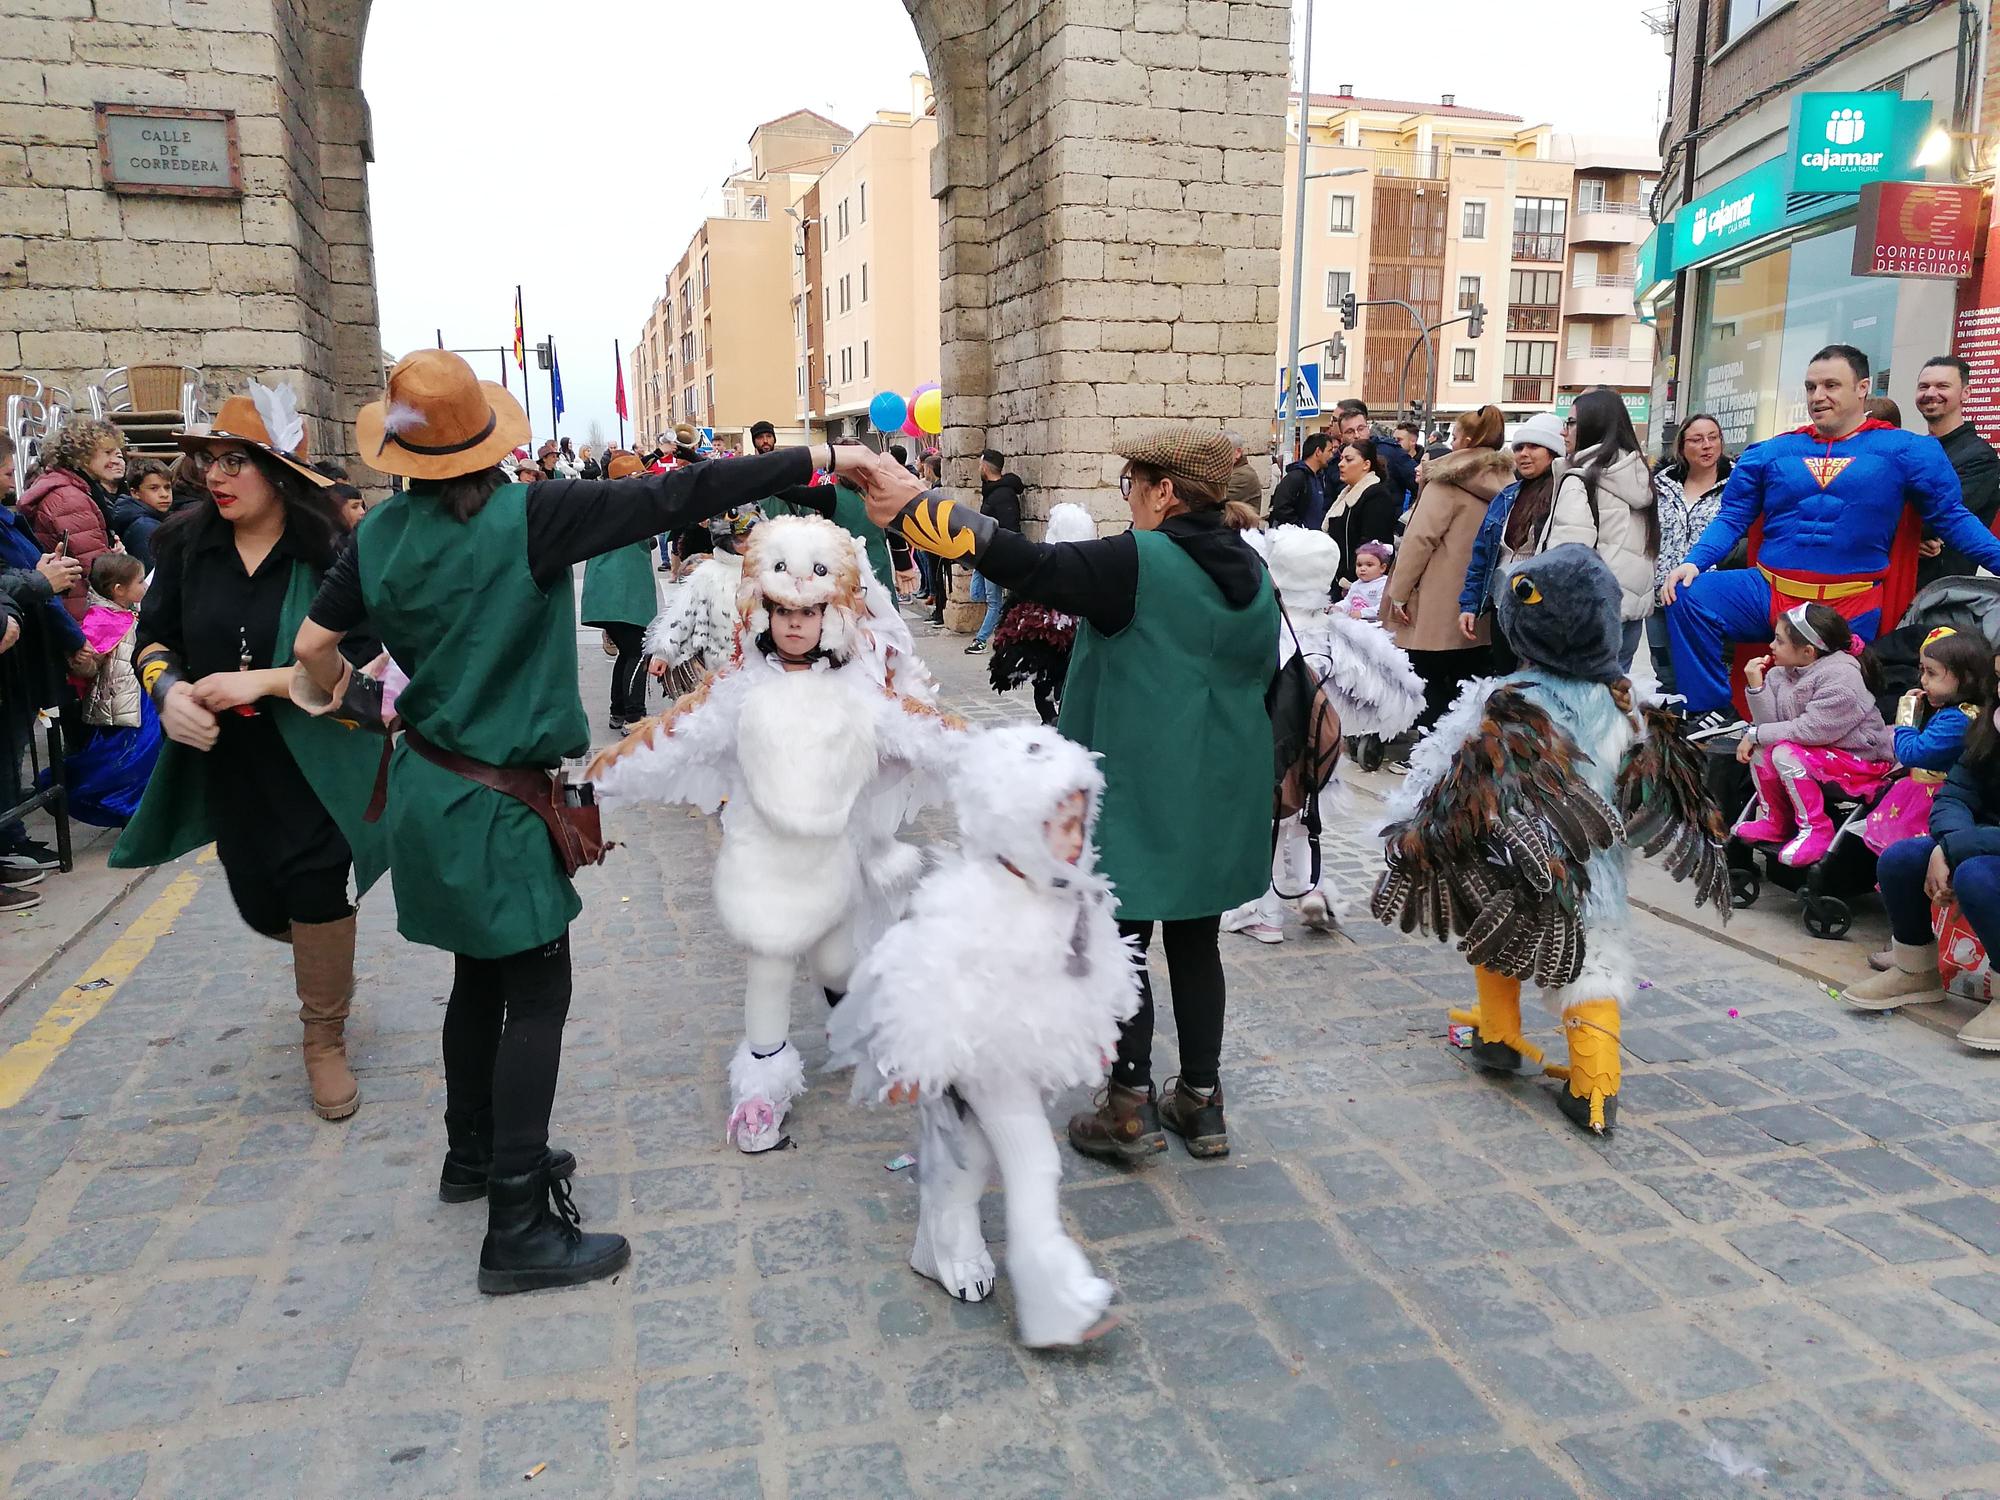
[293,914,360,1121]
[1067,1082,1166,1163]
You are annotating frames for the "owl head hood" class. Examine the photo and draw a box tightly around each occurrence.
[950,724,1107,892]
[737,513,870,661]
[1495,543,1625,685]
[1265,525,1340,610]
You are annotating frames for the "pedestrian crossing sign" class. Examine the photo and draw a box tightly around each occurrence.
[1276,362,1321,419]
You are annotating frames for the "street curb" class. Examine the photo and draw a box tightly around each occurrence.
[1342,767,1974,1042]
[0,861,162,1022]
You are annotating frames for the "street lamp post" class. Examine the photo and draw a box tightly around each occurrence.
[1279,0,1315,468]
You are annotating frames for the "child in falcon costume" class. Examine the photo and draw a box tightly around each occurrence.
[589,513,962,1153]
[830,723,1137,1347]
[1374,544,1731,1132]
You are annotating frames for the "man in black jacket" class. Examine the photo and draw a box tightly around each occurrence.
[1337,401,1418,518]
[1268,432,1333,527]
[967,449,1025,652]
[1915,356,2000,590]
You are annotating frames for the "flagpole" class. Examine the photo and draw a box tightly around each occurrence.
[615,338,626,449]
[516,284,533,445]
[435,328,443,350]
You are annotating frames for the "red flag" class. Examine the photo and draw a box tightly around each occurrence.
[614,344,629,421]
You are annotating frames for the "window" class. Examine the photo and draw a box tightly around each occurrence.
[1461,199,1487,240]
[1328,194,1356,234]
[859,182,867,223]
[823,285,830,321]
[825,355,832,387]
[838,274,851,314]
[700,253,709,294]
[746,193,766,220]
[1513,196,1567,261]
[862,340,869,379]
[704,374,714,412]
[837,199,850,239]
[1577,178,1607,213]
[683,386,696,420]
[1324,269,1352,309]
[1457,275,1481,313]
[1724,0,1784,42]
[861,263,869,303]
[1452,348,1477,382]
[1504,340,1556,377]
[797,364,805,397]
[1509,269,1560,305]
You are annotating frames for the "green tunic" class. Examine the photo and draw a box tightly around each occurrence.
[579,541,658,628]
[110,560,390,893]
[358,482,590,958]
[766,487,896,593]
[1059,528,1277,921]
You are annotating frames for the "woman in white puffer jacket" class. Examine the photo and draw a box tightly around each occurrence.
[1543,387,1658,670]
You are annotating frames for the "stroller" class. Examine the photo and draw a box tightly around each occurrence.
[1690,577,2000,939]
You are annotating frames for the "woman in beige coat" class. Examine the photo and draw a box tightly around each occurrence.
[1386,405,1514,735]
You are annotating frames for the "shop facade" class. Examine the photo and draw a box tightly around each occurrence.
[1646,3,1975,457]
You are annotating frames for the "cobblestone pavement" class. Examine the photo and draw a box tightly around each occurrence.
[3,610,2000,1499]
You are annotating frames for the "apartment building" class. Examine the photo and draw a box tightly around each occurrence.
[628,110,851,450]
[794,77,942,441]
[1558,141,1660,434]
[1275,91,1657,440]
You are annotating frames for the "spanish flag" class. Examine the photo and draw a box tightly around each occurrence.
[512,286,525,372]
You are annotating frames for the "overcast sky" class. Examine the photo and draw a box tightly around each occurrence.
[361,0,1668,444]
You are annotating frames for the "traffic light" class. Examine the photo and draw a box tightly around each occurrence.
[1327,331,1345,364]
[1467,301,1487,339]
[1340,292,1358,331]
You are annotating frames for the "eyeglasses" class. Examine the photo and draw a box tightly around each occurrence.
[1119,474,1134,498]
[195,451,252,476]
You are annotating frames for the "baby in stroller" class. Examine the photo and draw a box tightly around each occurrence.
[1732,602,1894,868]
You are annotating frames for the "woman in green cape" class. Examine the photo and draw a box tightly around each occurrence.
[113,382,388,1124]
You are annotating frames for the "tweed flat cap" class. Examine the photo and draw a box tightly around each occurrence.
[1115,423,1237,489]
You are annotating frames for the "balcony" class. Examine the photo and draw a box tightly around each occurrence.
[1512,231,1565,263]
[1507,304,1560,334]
[1505,376,1555,406]
[1560,348,1654,389]
[1571,202,1651,246]
[1567,273,1638,318]
[1371,148,1444,181]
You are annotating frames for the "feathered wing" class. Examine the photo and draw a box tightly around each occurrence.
[1371,685,1625,988]
[585,666,752,812]
[1296,609,1426,739]
[646,554,739,669]
[1618,702,1732,918]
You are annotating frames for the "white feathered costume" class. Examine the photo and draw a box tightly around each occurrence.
[1225,526,1426,938]
[830,724,1139,1347]
[590,514,961,1152]
[648,548,741,698]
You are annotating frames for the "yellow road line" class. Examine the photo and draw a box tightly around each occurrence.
[0,868,202,1110]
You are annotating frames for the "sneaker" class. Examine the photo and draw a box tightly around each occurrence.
[1158,1076,1229,1158]
[1299,890,1335,932]
[1236,922,1284,945]
[0,868,46,890]
[1685,710,1741,741]
[1,842,58,875]
[0,885,42,915]
[965,639,988,655]
[608,716,627,736]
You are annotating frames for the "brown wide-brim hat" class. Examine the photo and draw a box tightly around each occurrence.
[357,348,528,481]
[177,383,333,488]
[605,450,645,480]
[1115,423,1238,491]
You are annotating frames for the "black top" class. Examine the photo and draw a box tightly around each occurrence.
[980,473,1026,532]
[139,518,314,679]
[968,509,1266,637]
[309,449,813,633]
[1920,422,2000,589]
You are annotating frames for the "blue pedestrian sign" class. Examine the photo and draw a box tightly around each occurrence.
[1276,361,1321,419]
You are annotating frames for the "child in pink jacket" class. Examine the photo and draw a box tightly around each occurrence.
[1734,601,1894,867]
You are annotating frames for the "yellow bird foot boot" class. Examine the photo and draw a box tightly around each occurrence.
[1450,967,1545,1075]
[1548,998,1621,1134]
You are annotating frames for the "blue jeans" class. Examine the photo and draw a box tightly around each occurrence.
[971,571,1005,642]
[1644,610,1677,696]
[1877,834,2000,949]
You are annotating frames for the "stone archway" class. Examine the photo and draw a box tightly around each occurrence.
[2,0,1289,506]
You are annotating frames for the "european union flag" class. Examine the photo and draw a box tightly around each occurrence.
[550,341,565,421]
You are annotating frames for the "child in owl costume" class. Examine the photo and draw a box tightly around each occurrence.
[830,723,1138,1347]
[1373,545,1730,1132]
[590,514,961,1153]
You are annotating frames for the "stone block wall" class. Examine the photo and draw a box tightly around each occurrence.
[6,0,1285,501]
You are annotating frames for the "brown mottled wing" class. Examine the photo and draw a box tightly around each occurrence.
[1618,702,1732,920]
[1371,686,1624,988]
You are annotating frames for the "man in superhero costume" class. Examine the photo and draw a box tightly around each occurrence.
[1662,344,2000,716]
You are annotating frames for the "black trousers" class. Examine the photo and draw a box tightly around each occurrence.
[208,718,354,936]
[604,623,648,722]
[1407,647,1482,735]
[1111,914,1226,1092]
[441,934,573,1176]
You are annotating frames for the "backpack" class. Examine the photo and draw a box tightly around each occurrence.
[1264,603,1343,898]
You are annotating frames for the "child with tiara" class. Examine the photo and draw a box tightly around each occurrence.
[590,512,961,1152]
[830,723,1137,1347]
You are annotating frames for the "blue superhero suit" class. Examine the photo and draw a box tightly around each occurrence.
[1665,420,2000,713]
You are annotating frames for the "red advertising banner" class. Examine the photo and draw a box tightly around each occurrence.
[1854,181,1981,279]
[1954,190,2000,443]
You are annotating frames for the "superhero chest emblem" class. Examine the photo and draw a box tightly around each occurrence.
[1801,455,1855,490]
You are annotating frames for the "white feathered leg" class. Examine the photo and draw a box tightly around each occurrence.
[910,1093,997,1302]
[964,1075,1115,1348]
[1283,816,1338,932]
[808,919,857,1000]
[731,957,802,1153]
